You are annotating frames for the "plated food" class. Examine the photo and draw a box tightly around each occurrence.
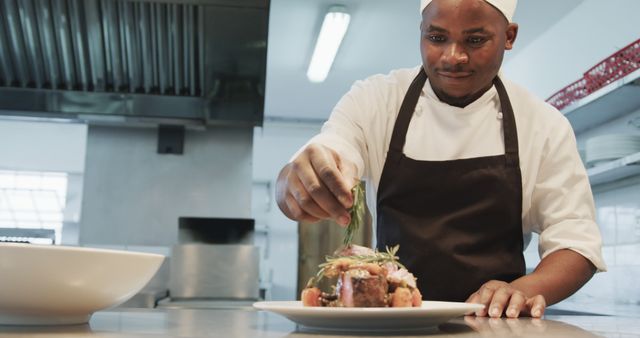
[301,244,422,308]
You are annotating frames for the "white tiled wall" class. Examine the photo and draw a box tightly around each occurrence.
[559,106,640,309]
[589,183,640,303]
[562,182,640,307]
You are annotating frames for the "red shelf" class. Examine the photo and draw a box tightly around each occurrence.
[547,38,640,111]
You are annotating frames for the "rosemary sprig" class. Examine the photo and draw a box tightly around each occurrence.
[307,245,405,287]
[343,182,365,246]
[320,245,405,270]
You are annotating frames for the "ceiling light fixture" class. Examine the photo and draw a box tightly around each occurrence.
[306,6,351,83]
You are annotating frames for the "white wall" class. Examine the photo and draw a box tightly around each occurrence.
[503,0,640,100]
[251,121,321,300]
[80,125,254,246]
[0,119,86,173]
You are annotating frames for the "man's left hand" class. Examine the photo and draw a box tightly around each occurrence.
[465,280,546,318]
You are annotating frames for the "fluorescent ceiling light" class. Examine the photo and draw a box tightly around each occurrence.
[307,6,351,83]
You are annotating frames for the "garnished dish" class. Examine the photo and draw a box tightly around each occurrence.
[256,183,482,330]
[301,182,422,308]
[301,244,422,307]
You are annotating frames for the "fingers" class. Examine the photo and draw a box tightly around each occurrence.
[487,287,511,318]
[287,174,331,220]
[465,291,483,315]
[469,281,544,319]
[293,164,350,225]
[475,285,495,317]
[278,144,358,225]
[283,193,321,224]
[526,295,546,318]
[276,163,324,223]
[505,291,526,318]
[308,146,354,209]
[474,281,507,317]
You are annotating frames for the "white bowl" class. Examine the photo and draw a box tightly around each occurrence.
[0,243,164,325]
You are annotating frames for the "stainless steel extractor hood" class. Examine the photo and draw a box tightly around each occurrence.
[0,0,268,126]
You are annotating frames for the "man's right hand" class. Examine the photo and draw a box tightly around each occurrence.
[275,144,358,226]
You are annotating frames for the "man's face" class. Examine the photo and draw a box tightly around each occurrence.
[420,0,518,104]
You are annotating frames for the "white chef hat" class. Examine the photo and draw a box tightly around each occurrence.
[420,0,517,22]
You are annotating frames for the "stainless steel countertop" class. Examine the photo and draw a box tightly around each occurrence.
[0,307,639,337]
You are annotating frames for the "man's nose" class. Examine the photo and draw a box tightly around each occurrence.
[442,43,469,65]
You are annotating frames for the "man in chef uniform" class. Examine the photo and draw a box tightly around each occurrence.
[276,0,606,318]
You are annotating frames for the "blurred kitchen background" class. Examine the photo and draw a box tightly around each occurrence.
[0,0,639,314]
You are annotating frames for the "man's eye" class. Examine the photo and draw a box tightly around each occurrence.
[427,35,446,43]
[468,36,487,45]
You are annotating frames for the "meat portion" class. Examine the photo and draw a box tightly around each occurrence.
[387,268,418,289]
[338,269,388,307]
[352,274,388,307]
[411,288,423,307]
[334,244,375,257]
[301,287,322,307]
[301,245,422,308]
[390,287,413,307]
[337,272,354,307]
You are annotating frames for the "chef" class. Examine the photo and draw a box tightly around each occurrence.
[275,0,606,318]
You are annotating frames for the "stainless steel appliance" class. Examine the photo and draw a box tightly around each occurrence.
[169,244,259,300]
[167,217,260,303]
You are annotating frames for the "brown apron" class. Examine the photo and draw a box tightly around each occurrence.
[376,68,525,302]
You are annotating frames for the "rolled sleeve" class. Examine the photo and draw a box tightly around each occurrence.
[538,219,607,272]
[532,118,607,272]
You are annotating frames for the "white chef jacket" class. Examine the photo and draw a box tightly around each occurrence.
[299,66,606,272]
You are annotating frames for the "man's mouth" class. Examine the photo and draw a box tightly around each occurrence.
[437,71,473,79]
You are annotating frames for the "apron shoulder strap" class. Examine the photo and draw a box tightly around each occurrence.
[493,77,520,168]
[388,68,428,154]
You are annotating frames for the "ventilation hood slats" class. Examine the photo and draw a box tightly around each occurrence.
[155,2,167,94]
[34,1,60,90]
[1,0,203,95]
[17,0,44,89]
[51,0,75,90]
[0,9,14,87]
[85,0,106,92]
[2,0,29,88]
[0,0,269,126]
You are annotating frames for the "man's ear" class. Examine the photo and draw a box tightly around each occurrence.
[505,23,518,50]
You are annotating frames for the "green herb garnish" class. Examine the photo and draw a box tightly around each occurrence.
[306,245,404,287]
[343,182,365,246]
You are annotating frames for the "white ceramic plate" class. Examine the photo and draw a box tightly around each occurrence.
[585,134,640,166]
[0,243,164,325]
[253,301,484,332]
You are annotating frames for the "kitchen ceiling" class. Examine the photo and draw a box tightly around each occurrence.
[264,0,585,122]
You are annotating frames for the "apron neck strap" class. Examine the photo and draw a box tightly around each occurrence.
[388,68,428,154]
[493,76,520,167]
[388,68,520,168]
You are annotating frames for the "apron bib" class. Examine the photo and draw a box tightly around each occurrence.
[376,68,525,301]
